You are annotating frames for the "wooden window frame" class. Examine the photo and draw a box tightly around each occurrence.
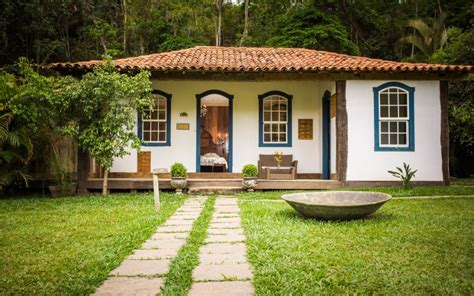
[373,82,415,151]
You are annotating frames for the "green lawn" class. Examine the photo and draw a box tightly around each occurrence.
[1,183,473,295]
[239,184,474,200]
[0,193,185,295]
[240,196,474,295]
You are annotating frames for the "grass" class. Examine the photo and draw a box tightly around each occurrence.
[0,192,185,295]
[239,183,474,200]
[160,196,216,295]
[240,197,474,295]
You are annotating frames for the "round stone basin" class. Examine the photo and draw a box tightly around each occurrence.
[281,191,391,220]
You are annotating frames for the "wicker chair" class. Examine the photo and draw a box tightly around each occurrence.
[257,154,298,179]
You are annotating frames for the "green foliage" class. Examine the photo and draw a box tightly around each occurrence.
[447,81,474,177]
[170,162,187,178]
[388,163,418,190]
[63,58,152,172]
[400,14,448,58]
[159,36,204,52]
[1,59,78,190]
[0,72,34,190]
[0,192,186,294]
[267,8,359,55]
[430,27,474,65]
[242,164,258,177]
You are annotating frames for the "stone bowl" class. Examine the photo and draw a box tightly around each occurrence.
[281,191,391,220]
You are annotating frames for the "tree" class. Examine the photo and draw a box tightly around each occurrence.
[399,14,448,58]
[215,0,224,46]
[0,59,79,193]
[267,8,359,55]
[64,58,152,195]
[239,0,249,46]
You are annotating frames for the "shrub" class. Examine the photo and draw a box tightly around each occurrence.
[170,162,187,178]
[388,162,417,189]
[242,164,258,177]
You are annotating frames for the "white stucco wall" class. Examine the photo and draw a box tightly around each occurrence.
[345,80,443,181]
[111,79,335,174]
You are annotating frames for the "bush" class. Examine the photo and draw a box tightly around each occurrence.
[170,162,187,178]
[242,164,258,177]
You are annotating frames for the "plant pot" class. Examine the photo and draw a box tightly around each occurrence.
[49,183,77,197]
[242,177,258,192]
[170,177,187,194]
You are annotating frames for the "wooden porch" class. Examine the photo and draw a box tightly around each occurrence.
[84,177,341,191]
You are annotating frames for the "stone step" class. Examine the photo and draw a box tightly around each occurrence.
[188,186,243,195]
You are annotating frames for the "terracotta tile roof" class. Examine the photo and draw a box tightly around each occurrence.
[49,46,473,74]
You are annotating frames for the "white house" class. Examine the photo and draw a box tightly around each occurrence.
[51,46,472,190]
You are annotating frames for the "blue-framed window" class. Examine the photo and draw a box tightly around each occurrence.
[258,91,292,147]
[138,90,171,146]
[374,82,415,151]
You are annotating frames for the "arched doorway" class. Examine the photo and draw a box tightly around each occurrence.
[196,90,233,173]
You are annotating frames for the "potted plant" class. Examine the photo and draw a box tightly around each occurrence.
[242,164,258,192]
[170,162,187,194]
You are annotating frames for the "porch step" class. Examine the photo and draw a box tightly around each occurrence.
[188,186,243,195]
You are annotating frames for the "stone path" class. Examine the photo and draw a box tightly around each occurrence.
[189,196,255,296]
[93,196,207,296]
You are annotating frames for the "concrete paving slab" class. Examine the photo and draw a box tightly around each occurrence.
[128,249,178,260]
[198,253,248,265]
[141,239,185,250]
[199,243,246,255]
[210,217,241,224]
[205,234,246,243]
[193,263,253,281]
[164,219,195,226]
[110,259,170,277]
[189,281,254,296]
[208,222,242,229]
[207,228,244,236]
[93,277,164,296]
[151,232,188,240]
[156,224,193,233]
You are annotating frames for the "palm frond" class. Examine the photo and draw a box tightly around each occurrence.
[0,113,12,142]
[6,132,20,147]
[400,34,430,56]
[406,19,433,40]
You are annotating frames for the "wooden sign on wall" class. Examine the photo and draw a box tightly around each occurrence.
[298,119,313,140]
[176,123,190,130]
[330,94,337,118]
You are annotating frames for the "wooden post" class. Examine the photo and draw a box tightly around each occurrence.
[440,81,450,185]
[336,80,348,184]
[77,149,89,194]
[152,169,160,212]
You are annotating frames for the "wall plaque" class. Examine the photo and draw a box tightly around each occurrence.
[298,119,313,140]
[176,123,190,130]
[330,94,337,118]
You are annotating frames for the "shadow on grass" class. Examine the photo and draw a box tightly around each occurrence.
[277,208,397,224]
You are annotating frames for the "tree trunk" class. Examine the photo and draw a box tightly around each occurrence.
[122,0,127,54]
[411,1,419,58]
[102,169,109,196]
[215,0,223,46]
[240,0,249,46]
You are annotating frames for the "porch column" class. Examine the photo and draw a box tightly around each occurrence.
[336,80,348,184]
[77,149,89,194]
[440,81,450,185]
